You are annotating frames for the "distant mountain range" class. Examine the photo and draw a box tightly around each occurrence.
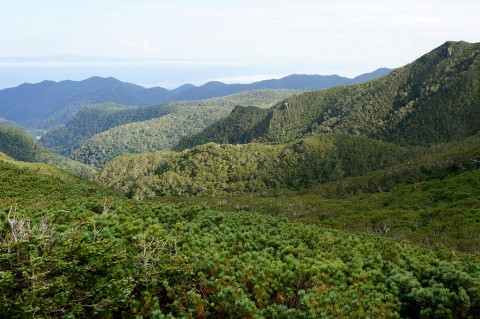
[39,90,298,161]
[0,68,392,130]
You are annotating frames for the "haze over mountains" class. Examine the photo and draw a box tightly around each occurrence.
[0,68,391,130]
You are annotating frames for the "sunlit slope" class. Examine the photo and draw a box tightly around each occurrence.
[178,41,480,149]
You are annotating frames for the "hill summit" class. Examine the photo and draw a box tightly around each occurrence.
[177,41,480,149]
[0,69,391,130]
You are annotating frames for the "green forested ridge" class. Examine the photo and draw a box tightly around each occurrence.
[95,133,416,199]
[0,117,22,128]
[0,71,388,130]
[1,155,479,318]
[70,106,232,169]
[0,126,95,178]
[175,105,272,150]
[39,102,174,156]
[40,89,301,157]
[179,41,480,148]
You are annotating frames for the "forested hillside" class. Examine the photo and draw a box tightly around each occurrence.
[95,133,416,199]
[178,41,480,149]
[41,89,300,160]
[40,102,177,155]
[0,125,95,178]
[0,69,389,130]
[1,154,479,318]
[70,106,232,169]
[96,131,480,251]
[2,41,480,318]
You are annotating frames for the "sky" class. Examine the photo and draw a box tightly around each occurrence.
[1,0,479,89]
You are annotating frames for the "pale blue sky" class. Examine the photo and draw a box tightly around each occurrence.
[1,0,479,88]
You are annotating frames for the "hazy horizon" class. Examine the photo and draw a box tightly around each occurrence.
[0,53,393,90]
[1,0,479,89]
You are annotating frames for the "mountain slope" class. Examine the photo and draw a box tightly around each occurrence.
[69,107,232,169]
[0,125,95,178]
[94,132,480,252]
[39,102,177,155]
[178,41,480,149]
[95,133,415,199]
[0,69,391,130]
[0,77,153,129]
[157,134,480,252]
[41,89,301,158]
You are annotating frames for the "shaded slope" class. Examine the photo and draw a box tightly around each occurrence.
[0,125,95,178]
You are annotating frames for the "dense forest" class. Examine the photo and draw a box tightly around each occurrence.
[158,134,480,253]
[96,133,416,198]
[178,41,480,149]
[40,89,301,161]
[1,41,480,318]
[40,102,177,156]
[70,107,232,169]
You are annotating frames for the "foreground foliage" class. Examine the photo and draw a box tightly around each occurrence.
[2,138,480,318]
[2,203,480,318]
